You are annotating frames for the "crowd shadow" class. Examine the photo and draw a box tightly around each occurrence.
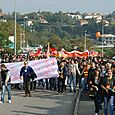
[80,90,94,101]
[11,89,77,115]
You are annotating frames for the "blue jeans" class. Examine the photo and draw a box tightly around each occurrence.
[81,77,88,91]
[1,84,11,103]
[104,96,114,115]
[69,74,76,92]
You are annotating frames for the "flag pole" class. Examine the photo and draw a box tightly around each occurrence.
[47,42,50,58]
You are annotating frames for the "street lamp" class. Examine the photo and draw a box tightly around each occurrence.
[101,26,104,57]
[14,0,17,55]
[23,16,28,49]
[101,25,108,57]
[84,31,87,51]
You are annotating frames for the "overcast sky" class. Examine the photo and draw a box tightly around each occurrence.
[0,0,115,14]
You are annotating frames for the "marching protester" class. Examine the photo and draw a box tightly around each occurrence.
[88,62,96,90]
[100,65,106,78]
[74,60,80,88]
[81,61,89,91]
[79,62,84,89]
[112,64,115,110]
[58,60,67,93]
[20,61,36,97]
[89,68,101,115]
[69,59,78,92]
[101,69,115,115]
[0,64,12,104]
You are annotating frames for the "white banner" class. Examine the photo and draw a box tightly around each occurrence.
[4,58,59,84]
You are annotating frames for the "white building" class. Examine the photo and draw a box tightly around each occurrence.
[27,20,33,26]
[67,13,82,19]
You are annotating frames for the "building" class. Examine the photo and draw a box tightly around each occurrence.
[67,13,82,19]
[84,13,102,20]
[0,12,6,17]
[97,34,115,47]
[102,34,115,45]
[76,19,88,26]
[39,17,48,24]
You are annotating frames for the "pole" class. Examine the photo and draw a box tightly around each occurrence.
[14,0,17,55]
[23,18,25,49]
[20,32,22,49]
[23,16,28,49]
[102,26,104,57]
[84,31,87,51]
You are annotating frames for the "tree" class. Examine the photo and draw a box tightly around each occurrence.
[49,33,62,49]
[0,20,23,52]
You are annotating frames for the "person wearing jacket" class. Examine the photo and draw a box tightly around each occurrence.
[101,69,115,115]
[20,61,35,97]
[58,61,67,93]
[0,64,11,104]
[89,68,101,115]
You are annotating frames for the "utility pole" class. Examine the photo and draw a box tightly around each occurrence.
[102,26,104,57]
[84,31,87,51]
[23,16,28,49]
[14,0,17,55]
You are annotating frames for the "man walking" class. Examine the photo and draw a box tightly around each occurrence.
[0,64,12,104]
[20,61,36,97]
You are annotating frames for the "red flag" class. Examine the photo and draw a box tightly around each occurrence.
[34,48,42,56]
[30,48,42,57]
[83,50,89,58]
[50,47,58,56]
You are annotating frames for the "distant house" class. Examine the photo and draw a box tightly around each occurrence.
[0,12,6,17]
[94,15,102,20]
[97,34,115,48]
[84,13,102,20]
[39,17,48,24]
[96,19,109,26]
[84,15,93,19]
[27,20,33,26]
[101,34,115,45]
[76,19,88,26]
[75,15,82,19]
[67,13,82,19]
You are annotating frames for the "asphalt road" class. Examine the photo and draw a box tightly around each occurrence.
[78,91,95,115]
[0,89,77,115]
[77,90,115,115]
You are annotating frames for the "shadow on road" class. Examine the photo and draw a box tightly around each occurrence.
[9,90,77,115]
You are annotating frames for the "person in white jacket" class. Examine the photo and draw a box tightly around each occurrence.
[69,59,80,92]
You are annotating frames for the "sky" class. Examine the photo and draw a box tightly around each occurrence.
[0,0,115,14]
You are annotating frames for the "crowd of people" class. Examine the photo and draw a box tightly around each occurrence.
[0,50,115,115]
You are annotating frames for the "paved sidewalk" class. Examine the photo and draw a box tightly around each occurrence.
[0,89,77,115]
[78,91,95,115]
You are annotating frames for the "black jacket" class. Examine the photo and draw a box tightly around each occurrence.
[1,69,11,85]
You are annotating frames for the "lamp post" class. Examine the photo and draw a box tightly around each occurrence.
[14,0,17,55]
[84,31,87,51]
[101,26,104,57]
[23,16,28,49]
[101,23,108,57]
